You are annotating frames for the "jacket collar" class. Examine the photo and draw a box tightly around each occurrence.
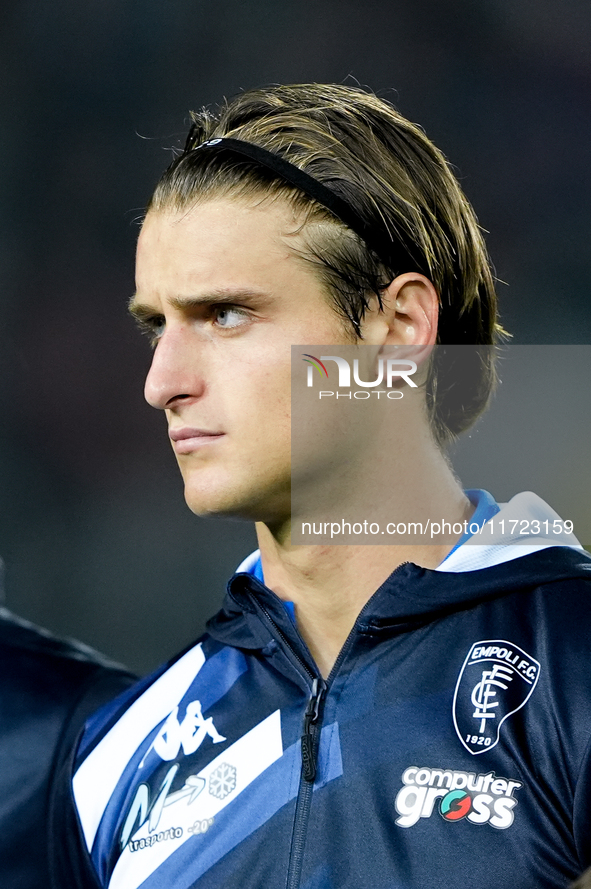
[207,546,591,650]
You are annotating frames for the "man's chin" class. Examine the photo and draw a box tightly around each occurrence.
[182,479,290,524]
[183,482,259,521]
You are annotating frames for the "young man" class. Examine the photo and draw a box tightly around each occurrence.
[55,84,591,889]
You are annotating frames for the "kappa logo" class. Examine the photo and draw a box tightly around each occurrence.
[150,700,226,763]
[453,640,540,755]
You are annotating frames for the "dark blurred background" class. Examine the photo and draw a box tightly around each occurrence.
[0,0,590,675]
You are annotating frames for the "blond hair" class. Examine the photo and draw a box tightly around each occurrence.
[149,83,504,444]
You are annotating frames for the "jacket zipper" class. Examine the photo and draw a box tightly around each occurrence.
[255,600,349,889]
[252,601,326,889]
[286,677,326,889]
[287,631,367,889]
[253,563,412,888]
[300,677,326,783]
[255,601,327,775]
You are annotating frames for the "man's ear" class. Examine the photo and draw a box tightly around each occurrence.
[360,273,439,347]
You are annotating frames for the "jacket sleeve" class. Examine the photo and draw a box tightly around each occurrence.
[573,726,591,873]
[48,667,137,889]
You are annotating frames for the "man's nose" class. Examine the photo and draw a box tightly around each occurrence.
[144,328,204,410]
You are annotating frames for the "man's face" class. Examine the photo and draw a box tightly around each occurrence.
[133,195,353,524]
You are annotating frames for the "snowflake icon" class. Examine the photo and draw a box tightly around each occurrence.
[208,762,237,800]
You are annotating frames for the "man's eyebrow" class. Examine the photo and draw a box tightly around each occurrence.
[128,298,155,319]
[128,289,273,317]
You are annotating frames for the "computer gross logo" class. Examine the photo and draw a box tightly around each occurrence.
[395,766,522,830]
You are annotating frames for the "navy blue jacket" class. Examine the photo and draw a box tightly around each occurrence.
[58,543,591,889]
[0,605,136,889]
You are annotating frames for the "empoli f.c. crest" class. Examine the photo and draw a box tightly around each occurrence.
[453,640,540,755]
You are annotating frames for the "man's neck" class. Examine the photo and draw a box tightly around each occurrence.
[255,447,473,678]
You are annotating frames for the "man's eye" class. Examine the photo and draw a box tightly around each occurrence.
[213,307,249,329]
[136,316,165,345]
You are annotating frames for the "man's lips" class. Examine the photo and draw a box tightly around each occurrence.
[169,427,225,454]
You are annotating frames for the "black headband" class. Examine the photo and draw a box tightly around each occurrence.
[184,133,417,274]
